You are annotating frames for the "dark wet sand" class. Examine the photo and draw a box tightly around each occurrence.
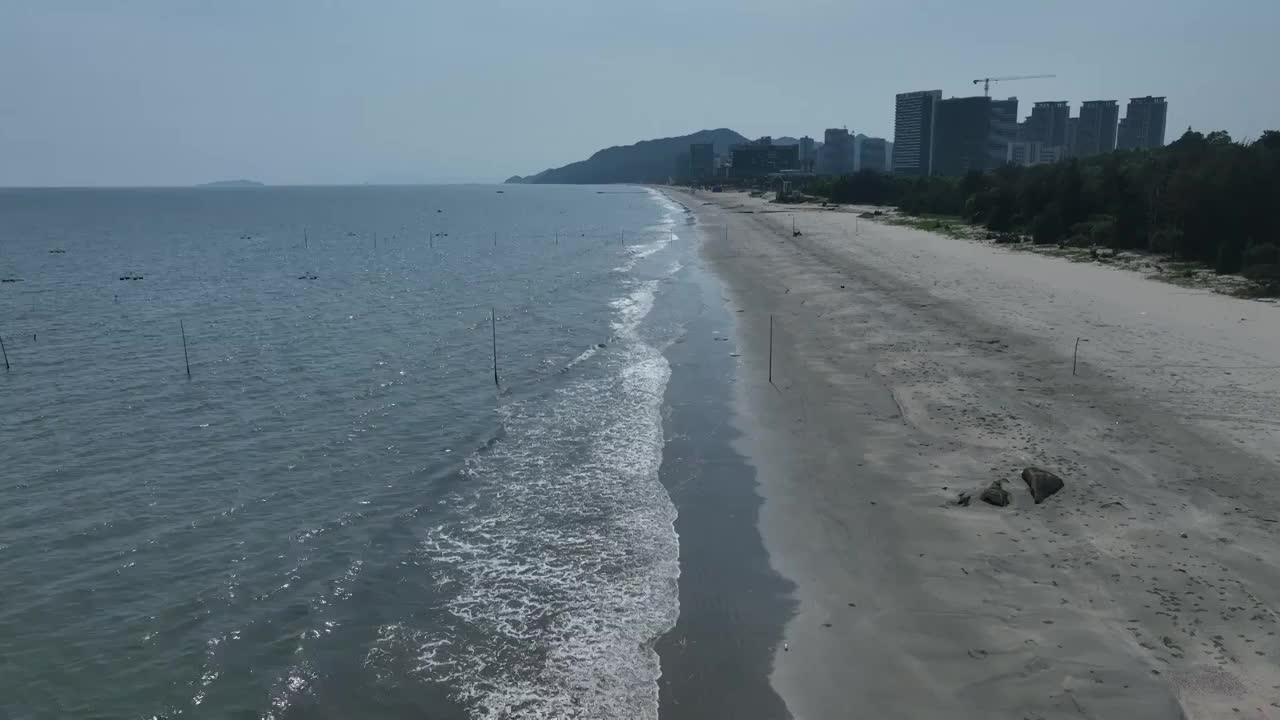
[654,206,793,720]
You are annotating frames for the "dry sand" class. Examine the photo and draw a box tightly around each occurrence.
[667,188,1280,720]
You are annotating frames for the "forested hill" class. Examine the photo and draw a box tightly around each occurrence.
[507,129,747,184]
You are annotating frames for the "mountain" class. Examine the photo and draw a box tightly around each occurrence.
[508,128,749,184]
[773,137,801,145]
[197,179,265,188]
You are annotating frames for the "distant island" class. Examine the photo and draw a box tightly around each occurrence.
[507,129,748,185]
[197,179,265,188]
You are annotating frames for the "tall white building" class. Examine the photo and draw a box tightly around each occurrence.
[892,90,942,176]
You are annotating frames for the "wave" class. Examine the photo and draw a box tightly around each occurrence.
[366,201,683,718]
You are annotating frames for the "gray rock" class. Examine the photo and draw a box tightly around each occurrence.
[955,492,972,507]
[1021,467,1065,504]
[980,481,1010,507]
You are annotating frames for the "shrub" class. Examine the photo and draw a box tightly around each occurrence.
[1031,209,1063,244]
[1243,242,1279,267]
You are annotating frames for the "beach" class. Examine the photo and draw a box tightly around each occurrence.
[667,188,1280,719]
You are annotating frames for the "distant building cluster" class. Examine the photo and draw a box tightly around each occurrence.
[679,130,895,181]
[673,88,1165,182]
[892,90,1168,176]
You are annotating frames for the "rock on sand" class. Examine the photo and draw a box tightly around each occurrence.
[1021,467,1064,504]
[979,481,1010,507]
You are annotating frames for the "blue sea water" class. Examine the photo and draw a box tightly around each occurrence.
[0,185,690,719]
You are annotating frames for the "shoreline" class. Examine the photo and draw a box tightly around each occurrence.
[652,195,793,719]
[671,188,1280,719]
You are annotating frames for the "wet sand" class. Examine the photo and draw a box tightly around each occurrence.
[652,234,792,719]
[673,188,1280,720]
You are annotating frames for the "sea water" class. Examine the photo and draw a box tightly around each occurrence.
[0,184,687,719]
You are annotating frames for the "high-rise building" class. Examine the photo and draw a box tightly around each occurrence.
[689,143,715,178]
[1117,96,1168,150]
[1065,117,1079,157]
[1074,100,1119,157]
[798,136,817,172]
[820,128,854,175]
[893,90,942,176]
[933,96,992,177]
[986,97,1019,170]
[674,151,690,178]
[856,137,889,172]
[730,138,799,177]
[1025,101,1070,147]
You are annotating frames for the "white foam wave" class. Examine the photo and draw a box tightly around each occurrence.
[612,190,684,273]
[372,262,680,718]
[562,344,601,372]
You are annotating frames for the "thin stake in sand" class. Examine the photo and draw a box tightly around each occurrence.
[1073,336,1081,376]
[768,314,774,385]
[0,333,9,372]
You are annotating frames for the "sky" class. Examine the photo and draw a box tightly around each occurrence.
[1,0,1277,187]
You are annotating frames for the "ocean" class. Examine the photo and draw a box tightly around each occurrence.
[0,185,699,719]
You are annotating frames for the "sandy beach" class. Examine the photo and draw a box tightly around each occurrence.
[667,188,1280,720]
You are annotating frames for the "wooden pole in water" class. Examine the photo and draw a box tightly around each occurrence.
[491,308,500,388]
[1073,337,1081,376]
[555,230,559,246]
[180,320,191,379]
[768,315,774,384]
[0,334,9,372]
[304,228,309,249]
[493,231,497,248]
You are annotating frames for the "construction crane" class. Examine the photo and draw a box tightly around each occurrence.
[972,74,1056,97]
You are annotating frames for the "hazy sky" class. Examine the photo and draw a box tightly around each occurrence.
[2,0,1277,186]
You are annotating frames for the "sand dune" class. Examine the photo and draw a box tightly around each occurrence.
[671,188,1280,720]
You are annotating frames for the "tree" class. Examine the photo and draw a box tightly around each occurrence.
[1032,206,1064,244]
[1206,130,1233,146]
[801,126,1280,292]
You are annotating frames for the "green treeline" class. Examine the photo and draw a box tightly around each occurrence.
[809,130,1280,286]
